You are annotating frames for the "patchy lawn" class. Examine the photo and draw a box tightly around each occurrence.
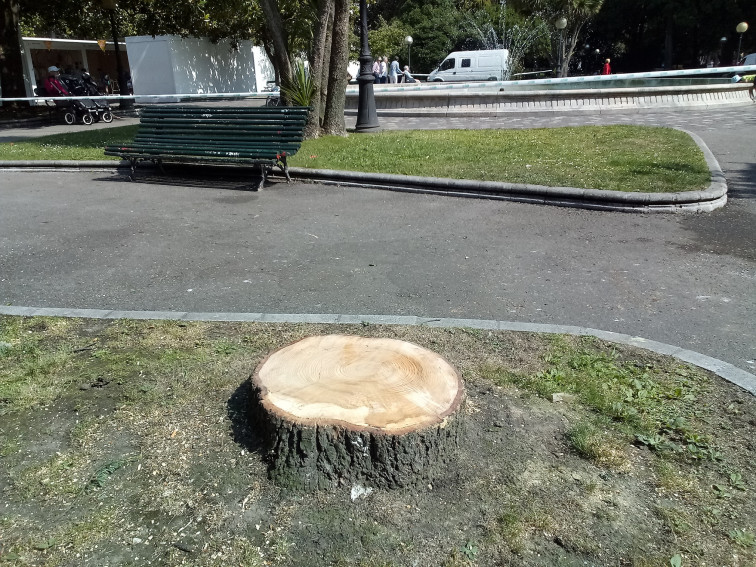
[0,125,710,193]
[0,316,753,566]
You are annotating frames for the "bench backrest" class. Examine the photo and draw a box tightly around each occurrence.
[136,106,308,148]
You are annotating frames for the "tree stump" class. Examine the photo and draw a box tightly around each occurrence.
[250,334,465,490]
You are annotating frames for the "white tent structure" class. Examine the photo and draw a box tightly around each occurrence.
[125,35,274,100]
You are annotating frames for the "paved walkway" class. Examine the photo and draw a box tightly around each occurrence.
[1,105,754,379]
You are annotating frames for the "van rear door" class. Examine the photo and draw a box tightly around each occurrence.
[476,53,503,80]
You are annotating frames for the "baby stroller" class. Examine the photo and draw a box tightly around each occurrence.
[60,74,113,123]
[35,84,97,125]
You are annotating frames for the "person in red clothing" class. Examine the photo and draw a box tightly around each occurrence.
[601,58,612,75]
[44,66,70,96]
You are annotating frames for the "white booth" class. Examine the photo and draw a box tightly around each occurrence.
[124,35,274,100]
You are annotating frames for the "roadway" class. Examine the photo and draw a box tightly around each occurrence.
[0,105,754,374]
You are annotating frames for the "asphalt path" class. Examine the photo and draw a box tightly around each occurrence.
[0,105,754,374]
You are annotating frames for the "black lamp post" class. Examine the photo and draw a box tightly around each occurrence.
[101,0,132,109]
[720,36,727,66]
[355,0,379,132]
[736,22,749,64]
[405,35,413,72]
[555,17,567,77]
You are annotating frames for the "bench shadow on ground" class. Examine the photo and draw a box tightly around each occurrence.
[99,163,269,193]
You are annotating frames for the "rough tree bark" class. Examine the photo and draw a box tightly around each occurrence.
[250,335,465,490]
[259,0,292,99]
[318,6,334,128]
[321,0,349,135]
[304,0,333,138]
[0,0,26,101]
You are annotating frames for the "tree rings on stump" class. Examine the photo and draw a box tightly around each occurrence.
[250,334,465,490]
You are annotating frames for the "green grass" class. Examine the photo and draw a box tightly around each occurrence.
[0,125,140,161]
[0,124,710,192]
[481,337,716,464]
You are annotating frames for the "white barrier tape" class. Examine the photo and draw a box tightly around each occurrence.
[0,91,265,103]
[351,65,756,93]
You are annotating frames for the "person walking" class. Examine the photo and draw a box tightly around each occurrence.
[372,58,380,83]
[389,56,401,84]
[601,58,612,75]
[379,57,388,84]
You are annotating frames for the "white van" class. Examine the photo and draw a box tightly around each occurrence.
[740,53,756,66]
[427,49,509,82]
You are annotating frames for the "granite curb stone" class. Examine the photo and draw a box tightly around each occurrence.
[0,305,753,396]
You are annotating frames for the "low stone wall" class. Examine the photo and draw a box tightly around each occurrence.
[345,83,755,116]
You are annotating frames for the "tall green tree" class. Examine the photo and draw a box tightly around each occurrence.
[399,0,465,72]
[1,0,25,99]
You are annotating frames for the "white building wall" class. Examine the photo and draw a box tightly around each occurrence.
[125,35,273,97]
[124,36,176,96]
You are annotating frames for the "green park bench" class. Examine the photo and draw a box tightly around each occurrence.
[104,105,309,190]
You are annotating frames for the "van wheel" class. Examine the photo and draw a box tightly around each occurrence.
[433,78,443,82]
[487,77,497,81]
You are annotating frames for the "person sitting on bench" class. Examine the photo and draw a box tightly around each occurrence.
[44,66,70,97]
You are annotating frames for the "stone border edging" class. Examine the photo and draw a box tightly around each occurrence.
[1,305,753,396]
[346,83,755,117]
[0,128,727,213]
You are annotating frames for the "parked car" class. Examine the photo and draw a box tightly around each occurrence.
[427,49,509,82]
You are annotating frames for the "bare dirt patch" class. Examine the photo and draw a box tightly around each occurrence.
[0,316,754,566]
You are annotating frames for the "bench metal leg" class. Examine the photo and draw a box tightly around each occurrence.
[278,155,291,183]
[128,158,137,181]
[255,163,266,191]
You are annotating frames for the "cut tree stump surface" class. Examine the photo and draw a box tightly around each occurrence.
[251,334,465,489]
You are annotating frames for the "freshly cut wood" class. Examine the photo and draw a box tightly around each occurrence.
[251,334,464,490]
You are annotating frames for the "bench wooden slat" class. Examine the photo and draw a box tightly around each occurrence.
[129,141,301,153]
[106,148,283,159]
[135,125,305,136]
[140,106,309,114]
[114,142,299,155]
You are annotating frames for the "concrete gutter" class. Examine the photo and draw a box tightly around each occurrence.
[0,305,753,396]
[0,129,727,214]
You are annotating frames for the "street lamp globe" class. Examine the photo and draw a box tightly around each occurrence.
[555,17,567,30]
[736,22,748,64]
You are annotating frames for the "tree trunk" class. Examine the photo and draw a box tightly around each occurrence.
[259,0,292,99]
[305,0,333,139]
[0,0,27,101]
[262,39,279,86]
[561,22,585,77]
[319,6,334,125]
[321,0,349,135]
[251,335,465,490]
